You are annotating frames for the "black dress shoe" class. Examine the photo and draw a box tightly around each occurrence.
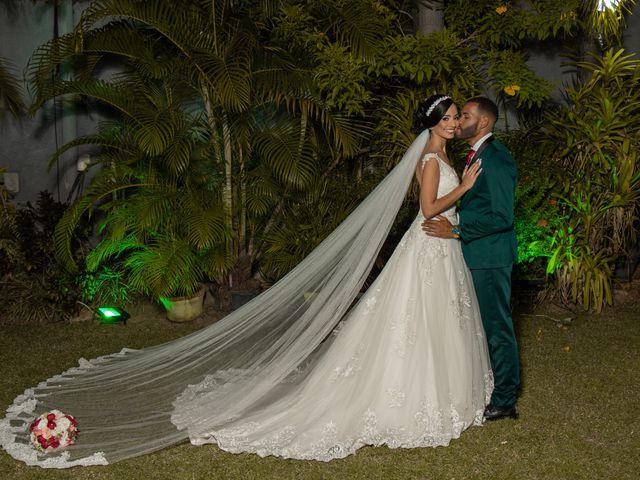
[484,404,518,421]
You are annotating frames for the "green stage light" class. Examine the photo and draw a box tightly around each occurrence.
[96,307,130,324]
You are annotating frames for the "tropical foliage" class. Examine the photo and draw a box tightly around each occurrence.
[19,0,638,311]
[0,189,83,323]
[0,1,25,121]
[498,128,561,279]
[539,49,640,312]
[435,0,639,312]
[27,0,483,295]
[442,0,636,122]
[0,56,24,121]
[29,0,385,296]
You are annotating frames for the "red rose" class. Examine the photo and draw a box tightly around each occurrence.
[47,420,57,430]
[49,438,60,449]
[65,415,78,427]
[46,413,56,421]
[29,419,40,432]
[37,435,47,446]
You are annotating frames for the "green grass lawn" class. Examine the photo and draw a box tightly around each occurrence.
[1,293,639,480]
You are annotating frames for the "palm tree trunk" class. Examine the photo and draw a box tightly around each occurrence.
[200,82,236,286]
[201,83,231,223]
[221,114,234,231]
[239,143,247,255]
[221,114,235,285]
[200,82,223,171]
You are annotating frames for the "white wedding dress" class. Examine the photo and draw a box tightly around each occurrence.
[172,153,493,461]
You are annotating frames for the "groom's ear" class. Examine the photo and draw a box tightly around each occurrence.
[478,114,493,131]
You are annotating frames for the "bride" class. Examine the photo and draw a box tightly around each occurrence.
[1,94,492,468]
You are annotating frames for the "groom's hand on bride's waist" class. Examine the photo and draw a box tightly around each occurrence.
[422,215,458,239]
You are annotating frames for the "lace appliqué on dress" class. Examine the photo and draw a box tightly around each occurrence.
[414,153,459,287]
[386,389,406,408]
[389,294,417,358]
[451,269,473,329]
[211,400,484,462]
[330,342,365,381]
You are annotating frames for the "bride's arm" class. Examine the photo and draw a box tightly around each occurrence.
[419,158,482,219]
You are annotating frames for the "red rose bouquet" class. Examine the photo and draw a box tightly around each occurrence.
[29,410,78,452]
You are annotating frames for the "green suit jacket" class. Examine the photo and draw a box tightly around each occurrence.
[459,136,518,269]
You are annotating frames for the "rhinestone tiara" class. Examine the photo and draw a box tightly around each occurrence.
[426,95,451,117]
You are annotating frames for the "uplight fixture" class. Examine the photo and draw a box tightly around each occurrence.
[96,307,130,324]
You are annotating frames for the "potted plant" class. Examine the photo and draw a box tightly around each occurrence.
[46,79,235,320]
[70,155,234,321]
[86,235,224,323]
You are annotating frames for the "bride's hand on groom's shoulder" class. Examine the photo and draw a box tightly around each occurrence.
[422,215,454,238]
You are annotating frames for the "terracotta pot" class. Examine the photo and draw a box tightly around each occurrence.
[164,286,206,322]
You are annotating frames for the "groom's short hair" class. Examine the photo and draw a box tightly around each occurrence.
[468,97,499,123]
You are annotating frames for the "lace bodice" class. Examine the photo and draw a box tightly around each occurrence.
[417,153,459,222]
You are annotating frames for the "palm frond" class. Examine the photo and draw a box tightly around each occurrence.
[193,49,252,111]
[245,167,281,216]
[85,234,142,272]
[45,131,138,170]
[199,244,235,279]
[253,121,317,188]
[179,197,230,250]
[328,1,387,60]
[81,0,254,111]
[53,169,151,271]
[0,56,25,120]
[124,237,204,297]
[29,78,138,118]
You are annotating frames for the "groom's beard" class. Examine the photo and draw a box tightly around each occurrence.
[456,124,478,140]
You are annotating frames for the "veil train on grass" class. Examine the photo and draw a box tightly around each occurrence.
[0,130,430,468]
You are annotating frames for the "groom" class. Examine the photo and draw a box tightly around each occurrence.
[422,97,520,421]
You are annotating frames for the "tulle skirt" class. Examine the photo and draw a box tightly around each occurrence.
[174,214,493,461]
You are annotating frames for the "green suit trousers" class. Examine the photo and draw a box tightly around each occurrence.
[470,266,520,407]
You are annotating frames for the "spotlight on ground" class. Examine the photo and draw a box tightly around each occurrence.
[96,307,130,325]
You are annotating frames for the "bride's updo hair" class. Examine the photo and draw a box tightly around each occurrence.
[411,94,455,134]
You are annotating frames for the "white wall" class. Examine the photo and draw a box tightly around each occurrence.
[0,0,93,204]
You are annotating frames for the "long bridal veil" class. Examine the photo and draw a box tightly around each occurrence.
[0,129,431,468]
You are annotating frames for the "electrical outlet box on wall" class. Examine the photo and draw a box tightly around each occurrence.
[2,172,19,194]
